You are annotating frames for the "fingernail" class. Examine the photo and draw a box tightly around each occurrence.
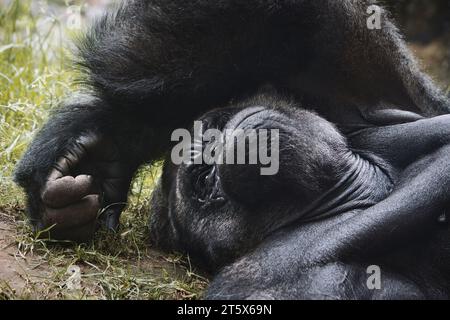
[105,210,119,232]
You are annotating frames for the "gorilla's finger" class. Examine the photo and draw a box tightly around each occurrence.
[100,179,129,230]
[44,194,100,229]
[96,176,130,231]
[48,133,103,179]
[100,208,123,232]
[42,175,97,208]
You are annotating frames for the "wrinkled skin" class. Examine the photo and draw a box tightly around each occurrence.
[14,0,450,298]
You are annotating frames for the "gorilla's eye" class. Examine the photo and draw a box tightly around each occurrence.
[191,165,224,205]
[193,166,214,202]
[196,170,211,201]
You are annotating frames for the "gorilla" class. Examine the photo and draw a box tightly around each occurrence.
[14,0,450,299]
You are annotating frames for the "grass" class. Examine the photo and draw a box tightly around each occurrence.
[0,0,207,300]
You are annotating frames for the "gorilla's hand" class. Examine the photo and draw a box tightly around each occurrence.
[34,132,133,241]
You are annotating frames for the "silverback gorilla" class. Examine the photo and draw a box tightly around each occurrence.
[14,0,450,299]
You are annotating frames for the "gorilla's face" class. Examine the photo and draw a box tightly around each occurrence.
[150,100,352,271]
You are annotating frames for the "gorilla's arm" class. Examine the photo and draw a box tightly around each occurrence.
[205,220,429,300]
[79,0,448,118]
[14,95,162,240]
[350,114,450,168]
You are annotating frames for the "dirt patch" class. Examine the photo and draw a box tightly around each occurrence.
[0,217,49,298]
[0,211,207,300]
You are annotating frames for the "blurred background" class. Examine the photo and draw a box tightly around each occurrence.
[384,0,450,86]
[0,0,448,299]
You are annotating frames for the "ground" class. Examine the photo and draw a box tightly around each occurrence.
[0,0,448,300]
[0,201,208,300]
[0,217,39,297]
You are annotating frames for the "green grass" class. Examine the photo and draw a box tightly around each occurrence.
[0,0,207,300]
